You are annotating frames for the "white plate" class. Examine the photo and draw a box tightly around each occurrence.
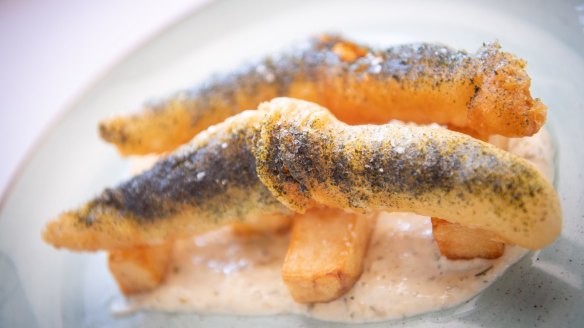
[1,0,583,326]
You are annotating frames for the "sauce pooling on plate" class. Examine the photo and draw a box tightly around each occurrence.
[117,128,553,323]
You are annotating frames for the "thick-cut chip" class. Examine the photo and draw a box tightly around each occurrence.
[108,243,173,294]
[431,217,505,260]
[282,208,374,303]
[231,214,292,236]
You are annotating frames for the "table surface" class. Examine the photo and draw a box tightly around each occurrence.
[0,0,209,199]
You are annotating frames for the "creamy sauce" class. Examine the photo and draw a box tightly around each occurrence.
[119,128,554,323]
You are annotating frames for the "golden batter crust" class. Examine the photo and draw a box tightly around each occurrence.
[99,35,546,155]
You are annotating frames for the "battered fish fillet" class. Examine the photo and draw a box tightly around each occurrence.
[43,98,561,251]
[43,111,292,251]
[100,35,546,155]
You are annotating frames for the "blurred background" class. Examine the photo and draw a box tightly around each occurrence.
[0,0,208,199]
